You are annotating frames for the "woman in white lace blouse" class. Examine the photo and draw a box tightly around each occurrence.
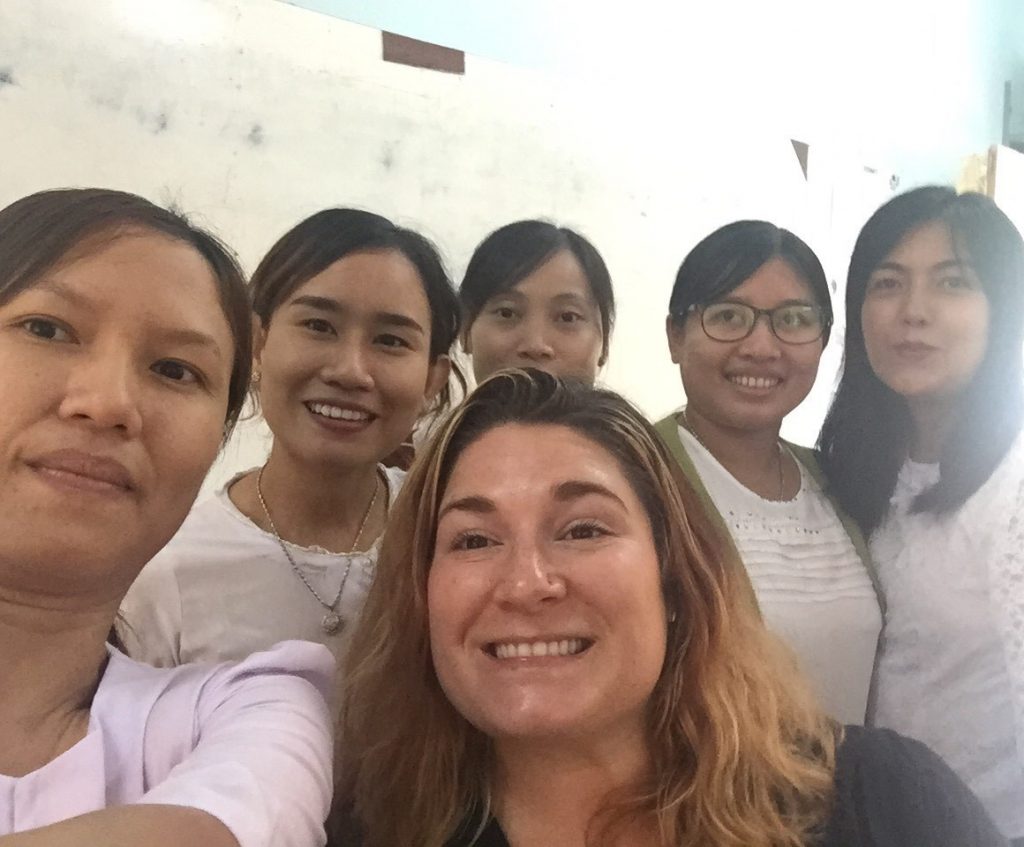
[656,221,883,726]
[819,185,1024,844]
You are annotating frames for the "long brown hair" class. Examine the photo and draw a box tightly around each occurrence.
[334,369,837,846]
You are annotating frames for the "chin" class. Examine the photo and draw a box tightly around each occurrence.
[472,704,600,742]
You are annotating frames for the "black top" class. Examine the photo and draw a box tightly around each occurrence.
[445,726,1008,847]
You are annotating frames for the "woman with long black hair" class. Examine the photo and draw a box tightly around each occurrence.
[819,186,1024,843]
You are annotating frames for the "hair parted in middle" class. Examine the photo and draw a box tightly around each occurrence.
[334,368,838,847]
[249,207,465,413]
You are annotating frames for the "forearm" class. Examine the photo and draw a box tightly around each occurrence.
[0,805,239,847]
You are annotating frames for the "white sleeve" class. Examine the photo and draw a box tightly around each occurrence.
[990,460,1024,770]
[138,641,335,847]
[120,552,185,667]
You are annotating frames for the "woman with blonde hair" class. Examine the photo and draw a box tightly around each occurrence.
[332,368,1001,847]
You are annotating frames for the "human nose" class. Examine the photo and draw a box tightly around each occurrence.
[515,317,556,363]
[735,313,782,358]
[57,347,144,437]
[493,540,567,608]
[899,281,932,326]
[322,338,375,390]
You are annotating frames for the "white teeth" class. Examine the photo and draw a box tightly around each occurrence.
[730,375,779,390]
[493,639,587,659]
[308,402,370,421]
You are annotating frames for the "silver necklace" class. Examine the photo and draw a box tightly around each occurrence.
[683,408,786,501]
[255,466,380,635]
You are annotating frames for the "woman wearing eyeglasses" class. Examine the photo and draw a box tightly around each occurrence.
[655,220,882,725]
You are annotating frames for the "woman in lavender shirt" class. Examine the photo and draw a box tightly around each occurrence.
[0,188,333,847]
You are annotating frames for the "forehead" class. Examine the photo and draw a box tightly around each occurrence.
[499,250,596,304]
[41,231,230,331]
[442,423,638,506]
[290,249,430,316]
[717,257,815,307]
[881,220,959,268]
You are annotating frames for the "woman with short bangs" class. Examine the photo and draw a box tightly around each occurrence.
[819,186,1024,843]
[123,209,460,671]
[332,369,1001,847]
[0,189,331,846]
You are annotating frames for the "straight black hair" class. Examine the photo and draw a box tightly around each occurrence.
[818,186,1024,533]
[251,208,464,410]
[667,220,833,345]
[459,220,615,364]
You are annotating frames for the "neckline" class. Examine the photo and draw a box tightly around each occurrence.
[676,424,805,505]
[217,465,396,557]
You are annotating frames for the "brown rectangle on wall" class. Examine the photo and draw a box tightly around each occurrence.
[382,31,465,75]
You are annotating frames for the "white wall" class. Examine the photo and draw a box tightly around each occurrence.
[1,0,892,490]
[285,0,1010,188]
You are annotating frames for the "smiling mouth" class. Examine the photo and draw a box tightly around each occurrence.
[305,401,375,423]
[728,375,781,390]
[486,638,593,659]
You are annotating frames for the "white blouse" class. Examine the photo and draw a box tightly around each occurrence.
[679,426,882,725]
[870,432,1024,839]
[0,641,333,846]
[121,466,405,673]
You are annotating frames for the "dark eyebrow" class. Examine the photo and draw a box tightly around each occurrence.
[154,328,225,359]
[552,479,627,509]
[487,289,527,304]
[288,296,425,334]
[376,312,425,334]
[289,295,342,313]
[438,495,496,522]
[716,296,815,308]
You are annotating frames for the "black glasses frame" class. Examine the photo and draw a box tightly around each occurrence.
[684,302,830,345]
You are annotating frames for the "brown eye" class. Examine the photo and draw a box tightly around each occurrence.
[152,360,201,386]
[22,318,72,342]
[452,532,494,551]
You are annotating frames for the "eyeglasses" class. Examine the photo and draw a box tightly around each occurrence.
[685,302,828,345]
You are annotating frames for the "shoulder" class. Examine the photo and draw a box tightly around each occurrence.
[186,639,335,706]
[826,726,1006,846]
[103,640,334,714]
[653,413,682,441]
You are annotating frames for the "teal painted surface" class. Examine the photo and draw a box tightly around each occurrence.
[280,0,1017,184]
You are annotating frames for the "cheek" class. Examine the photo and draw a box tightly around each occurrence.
[467,323,506,360]
[787,344,824,381]
[860,302,890,357]
[958,303,990,359]
[426,562,471,644]
[378,358,434,414]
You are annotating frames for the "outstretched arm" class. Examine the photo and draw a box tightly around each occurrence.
[0,805,238,847]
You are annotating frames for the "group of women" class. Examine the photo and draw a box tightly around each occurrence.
[0,181,1021,847]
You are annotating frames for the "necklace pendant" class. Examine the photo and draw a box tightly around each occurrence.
[321,612,343,635]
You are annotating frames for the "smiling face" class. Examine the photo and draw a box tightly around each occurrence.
[861,221,989,402]
[667,257,824,433]
[256,249,450,470]
[427,423,666,745]
[465,250,605,384]
[0,230,235,596]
